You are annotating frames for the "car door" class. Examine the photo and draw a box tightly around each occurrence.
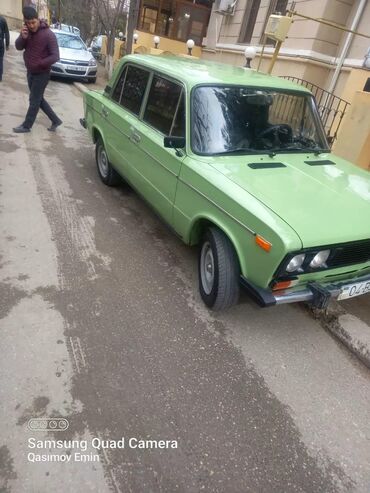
[101,64,150,180]
[127,74,186,225]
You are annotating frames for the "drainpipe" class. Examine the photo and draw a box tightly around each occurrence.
[327,0,367,95]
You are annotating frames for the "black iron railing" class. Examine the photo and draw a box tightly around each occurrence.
[280,76,350,146]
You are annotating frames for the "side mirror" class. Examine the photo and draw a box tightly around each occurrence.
[164,136,185,149]
[104,85,112,94]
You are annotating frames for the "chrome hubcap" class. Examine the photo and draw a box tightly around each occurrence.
[200,241,214,295]
[98,146,109,177]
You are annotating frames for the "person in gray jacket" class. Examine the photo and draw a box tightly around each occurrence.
[0,14,10,81]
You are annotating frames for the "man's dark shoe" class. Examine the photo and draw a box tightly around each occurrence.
[48,120,63,132]
[13,125,31,133]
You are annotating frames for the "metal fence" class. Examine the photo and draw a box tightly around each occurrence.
[280,76,350,146]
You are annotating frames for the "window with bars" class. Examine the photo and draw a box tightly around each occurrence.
[238,0,261,44]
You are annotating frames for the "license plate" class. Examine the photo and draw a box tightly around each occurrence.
[337,280,370,300]
[67,65,85,71]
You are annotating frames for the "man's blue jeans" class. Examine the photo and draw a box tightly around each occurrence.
[23,72,61,129]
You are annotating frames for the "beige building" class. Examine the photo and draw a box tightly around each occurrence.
[2,0,23,29]
[203,0,370,94]
[2,0,49,29]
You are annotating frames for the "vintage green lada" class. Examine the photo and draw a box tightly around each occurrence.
[81,54,370,310]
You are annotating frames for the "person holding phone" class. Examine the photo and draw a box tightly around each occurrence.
[13,6,62,133]
[0,14,10,81]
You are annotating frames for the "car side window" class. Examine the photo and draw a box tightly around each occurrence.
[143,75,183,135]
[111,66,127,103]
[120,66,150,116]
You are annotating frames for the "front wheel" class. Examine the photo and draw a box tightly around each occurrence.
[95,137,120,186]
[198,227,240,311]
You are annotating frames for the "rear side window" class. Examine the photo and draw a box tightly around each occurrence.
[143,76,183,135]
[120,66,150,115]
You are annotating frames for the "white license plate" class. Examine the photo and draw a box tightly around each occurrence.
[67,65,85,71]
[337,280,370,300]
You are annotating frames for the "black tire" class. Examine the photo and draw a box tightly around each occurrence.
[95,137,120,186]
[88,77,97,84]
[198,227,240,310]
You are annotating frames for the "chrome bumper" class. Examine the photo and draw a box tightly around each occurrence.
[241,272,370,309]
[51,62,97,79]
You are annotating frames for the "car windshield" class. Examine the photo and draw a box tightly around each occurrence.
[192,86,329,155]
[92,36,102,48]
[55,33,86,50]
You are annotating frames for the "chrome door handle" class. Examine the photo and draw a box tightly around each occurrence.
[102,107,109,117]
[130,132,141,144]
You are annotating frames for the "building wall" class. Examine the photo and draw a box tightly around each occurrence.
[1,0,49,29]
[2,0,23,29]
[333,90,370,170]
[204,0,370,98]
[346,0,370,60]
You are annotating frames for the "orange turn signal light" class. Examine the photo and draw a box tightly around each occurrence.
[272,280,292,291]
[255,235,272,252]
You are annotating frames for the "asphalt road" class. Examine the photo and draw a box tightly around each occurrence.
[1,37,370,493]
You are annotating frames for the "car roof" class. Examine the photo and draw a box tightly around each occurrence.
[121,54,312,94]
[52,29,80,37]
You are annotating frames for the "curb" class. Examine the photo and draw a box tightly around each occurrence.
[73,82,89,94]
[309,301,370,369]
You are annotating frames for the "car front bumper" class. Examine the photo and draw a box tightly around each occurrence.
[241,272,370,309]
[51,61,97,80]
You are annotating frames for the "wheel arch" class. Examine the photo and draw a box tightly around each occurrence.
[92,125,104,145]
[188,216,246,276]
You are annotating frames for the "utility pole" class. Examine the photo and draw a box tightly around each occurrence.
[57,0,61,21]
[125,0,140,55]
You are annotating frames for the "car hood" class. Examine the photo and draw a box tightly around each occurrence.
[58,47,92,62]
[197,153,370,247]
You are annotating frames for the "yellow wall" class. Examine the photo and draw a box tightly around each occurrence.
[333,91,370,171]
[131,31,201,57]
[339,69,370,106]
[101,31,201,64]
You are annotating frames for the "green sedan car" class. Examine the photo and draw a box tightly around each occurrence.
[81,54,370,310]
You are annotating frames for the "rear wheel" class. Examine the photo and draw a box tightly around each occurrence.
[198,227,240,310]
[95,137,120,186]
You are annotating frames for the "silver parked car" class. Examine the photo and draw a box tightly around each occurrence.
[51,30,97,83]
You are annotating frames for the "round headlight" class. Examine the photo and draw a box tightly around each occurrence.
[286,254,306,273]
[88,58,97,66]
[309,250,330,269]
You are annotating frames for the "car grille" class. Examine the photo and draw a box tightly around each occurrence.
[66,69,87,75]
[330,239,370,268]
[60,60,89,66]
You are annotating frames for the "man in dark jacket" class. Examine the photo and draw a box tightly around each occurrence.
[0,14,10,81]
[13,6,62,133]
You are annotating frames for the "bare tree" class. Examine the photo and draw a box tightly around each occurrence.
[89,0,126,76]
[49,0,94,41]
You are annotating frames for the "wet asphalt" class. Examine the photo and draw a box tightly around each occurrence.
[1,37,370,493]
